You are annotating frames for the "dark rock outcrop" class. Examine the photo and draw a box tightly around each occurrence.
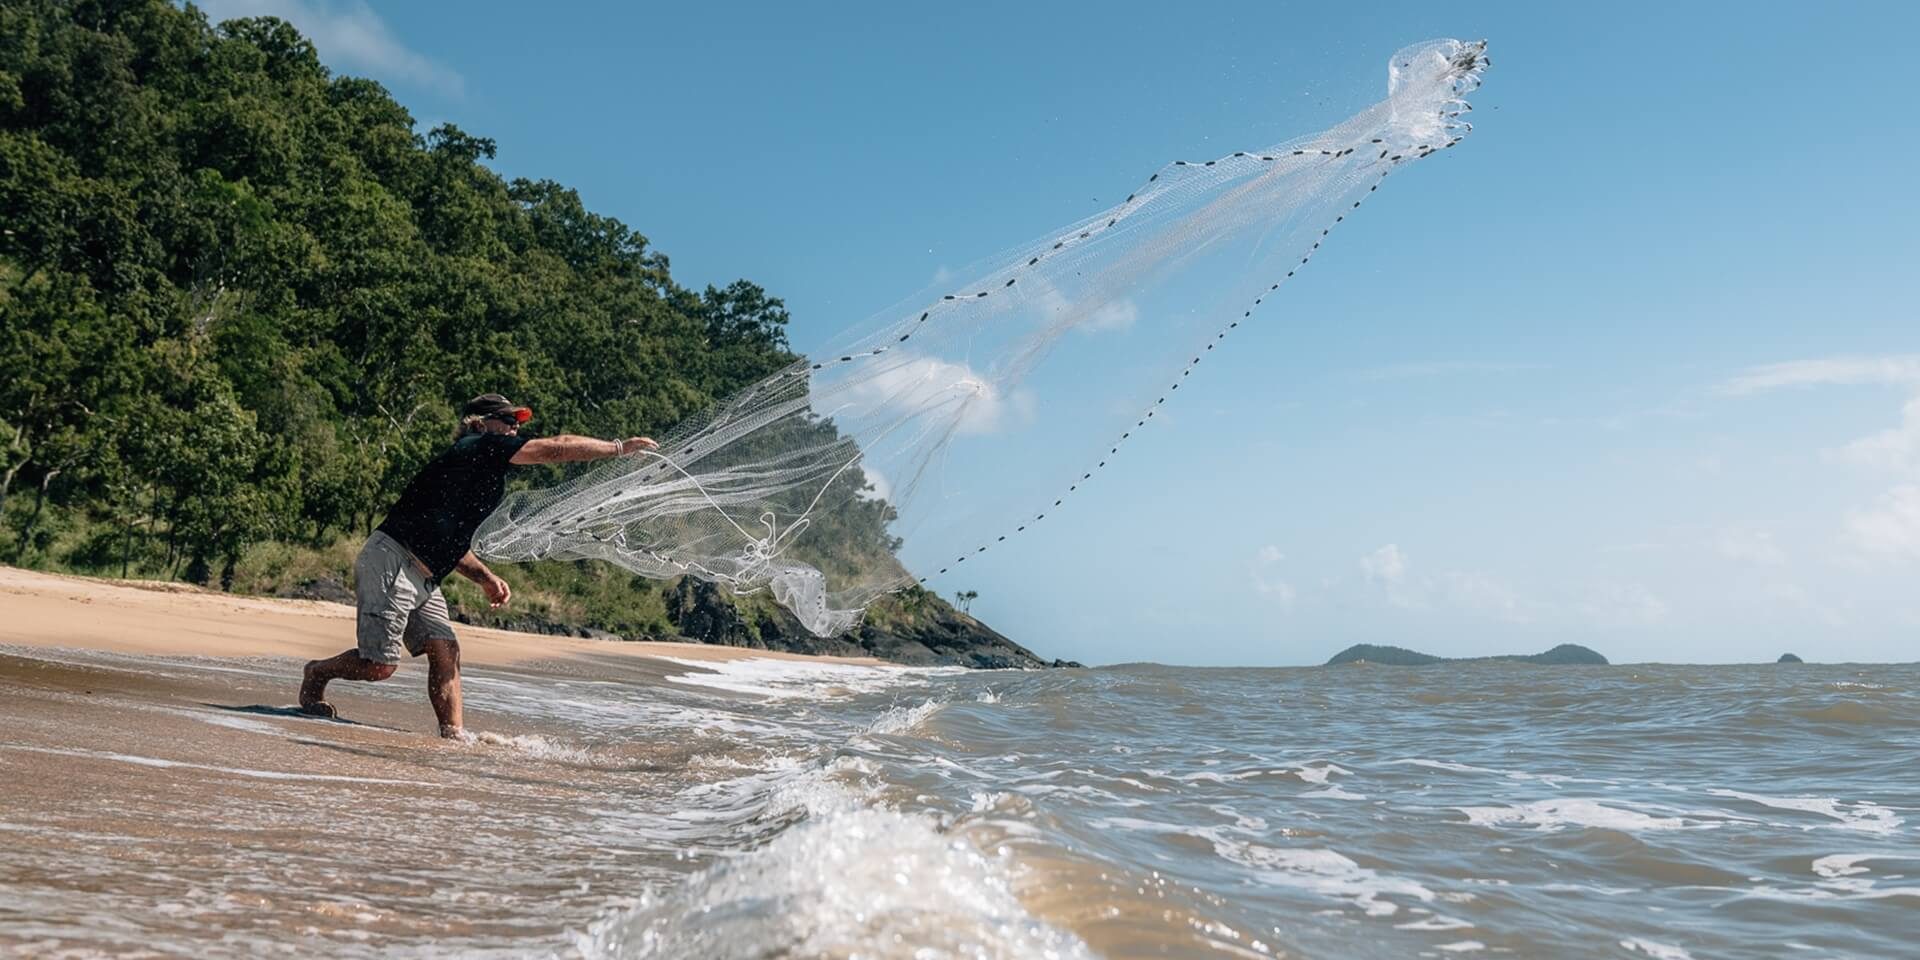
[1326,642,1608,666]
[1777,652,1804,664]
[665,578,1075,669]
[664,578,761,648]
[449,606,599,639]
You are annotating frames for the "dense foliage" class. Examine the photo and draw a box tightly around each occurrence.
[1,0,806,592]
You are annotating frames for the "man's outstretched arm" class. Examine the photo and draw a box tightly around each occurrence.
[510,435,657,465]
[453,551,511,608]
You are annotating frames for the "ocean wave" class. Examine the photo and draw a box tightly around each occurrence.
[572,784,1091,960]
[465,731,593,765]
[1456,799,1698,832]
[865,698,945,736]
[1210,841,1436,917]
[654,656,961,700]
[1389,757,1616,787]
[1705,789,1905,834]
[1620,937,1692,959]
[1789,700,1901,725]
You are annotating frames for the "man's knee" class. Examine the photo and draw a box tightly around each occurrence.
[423,636,460,669]
[367,662,398,681]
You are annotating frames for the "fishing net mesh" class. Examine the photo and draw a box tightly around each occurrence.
[475,39,1489,635]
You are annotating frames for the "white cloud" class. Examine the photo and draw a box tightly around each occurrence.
[1360,544,1429,610]
[1354,547,1543,622]
[196,0,465,97]
[1578,583,1670,627]
[1025,272,1138,337]
[1845,484,1920,560]
[1250,545,1295,608]
[930,265,955,285]
[830,353,1014,435]
[1717,355,1920,395]
[858,463,892,502]
[1720,354,1920,571]
[1078,298,1138,334]
[1837,395,1920,471]
[1442,571,1531,623]
[1716,528,1787,566]
[1360,544,1407,584]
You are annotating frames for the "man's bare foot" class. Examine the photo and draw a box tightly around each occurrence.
[439,723,467,740]
[299,661,336,718]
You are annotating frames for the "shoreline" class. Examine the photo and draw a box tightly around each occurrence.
[0,564,886,669]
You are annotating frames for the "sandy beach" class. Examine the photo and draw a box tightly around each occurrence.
[0,565,925,955]
[0,565,882,671]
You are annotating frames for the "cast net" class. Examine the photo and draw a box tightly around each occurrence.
[474,39,1489,635]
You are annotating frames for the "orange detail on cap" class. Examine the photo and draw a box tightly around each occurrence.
[513,407,532,423]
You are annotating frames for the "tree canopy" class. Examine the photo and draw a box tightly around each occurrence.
[1,0,805,586]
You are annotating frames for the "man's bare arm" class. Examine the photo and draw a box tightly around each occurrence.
[452,551,494,583]
[453,551,511,608]
[510,435,657,465]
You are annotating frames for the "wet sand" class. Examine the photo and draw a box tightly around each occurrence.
[0,566,901,955]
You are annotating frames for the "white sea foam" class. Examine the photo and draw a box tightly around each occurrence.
[0,744,439,787]
[1811,854,1877,879]
[1174,769,1267,784]
[1295,762,1353,785]
[1457,799,1694,832]
[1395,913,1475,931]
[1213,842,1435,917]
[1091,816,1235,844]
[461,672,788,738]
[1620,937,1693,959]
[1303,785,1369,801]
[573,777,1091,959]
[654,656,959,699]
[1436,941,1485,953]
[468,731,593,764]
[1207,804,1269,834]
[1390,757,1614,787]
[1706,789,1905,834]
[865,699,944,736]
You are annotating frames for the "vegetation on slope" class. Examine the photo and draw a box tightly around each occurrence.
[0,1,1048,664]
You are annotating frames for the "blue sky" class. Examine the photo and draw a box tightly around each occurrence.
[197,2,1920,665]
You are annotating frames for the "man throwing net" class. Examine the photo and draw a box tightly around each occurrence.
[298,394,656,737]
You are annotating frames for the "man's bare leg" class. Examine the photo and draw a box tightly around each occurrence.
[301,651,398,718]
[422,636,463,738]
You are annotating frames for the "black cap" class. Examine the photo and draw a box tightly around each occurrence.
[463,393,531,423]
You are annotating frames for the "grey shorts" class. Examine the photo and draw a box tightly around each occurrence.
[354,531,457,664]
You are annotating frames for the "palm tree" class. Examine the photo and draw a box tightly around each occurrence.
[954,589,978,613]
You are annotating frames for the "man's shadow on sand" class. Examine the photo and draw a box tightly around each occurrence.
[204,702,407,732]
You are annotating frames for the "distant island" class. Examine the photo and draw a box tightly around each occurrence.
[1777,653,1804,664]
[1325,643,1610,666]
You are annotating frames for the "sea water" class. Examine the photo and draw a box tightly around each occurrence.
[1,647,1915,958]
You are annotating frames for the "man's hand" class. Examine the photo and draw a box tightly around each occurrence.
[617,437,659,456]
[482,573,512,609]
[454,551,510,608]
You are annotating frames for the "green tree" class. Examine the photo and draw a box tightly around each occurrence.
[0,0,908,632]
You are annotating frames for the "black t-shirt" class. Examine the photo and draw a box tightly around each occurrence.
[376,432,530,579]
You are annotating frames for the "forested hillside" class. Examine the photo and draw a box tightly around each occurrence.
[0,1,1067,667]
